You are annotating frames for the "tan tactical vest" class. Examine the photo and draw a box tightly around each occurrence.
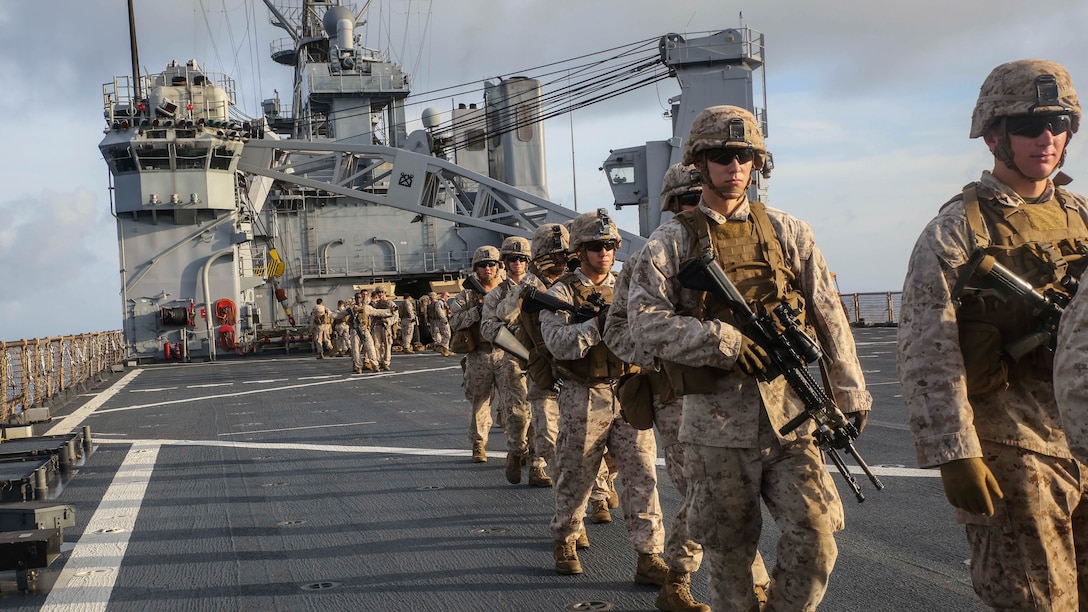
[350,303,370,328]
[664,202,807,394]
[554,273,627,381]
[956,184,1088,391]
[518,276,559,391]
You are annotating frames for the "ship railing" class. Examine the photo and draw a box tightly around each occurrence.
[0,331,125,423]
[298,251,473,279]
[103,70,238,124]
[839,292,901,327]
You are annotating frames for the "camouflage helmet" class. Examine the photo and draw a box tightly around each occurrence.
[660,163,702,212]
[970,59,1080,138]
[531,223,569,261]
[568,208,622,252]
[471,245,501,267]
[499,236,531,259]
[682,105,767,169]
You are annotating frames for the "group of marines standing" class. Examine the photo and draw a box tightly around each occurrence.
[326,57,1088,611]
[310,287,455,373]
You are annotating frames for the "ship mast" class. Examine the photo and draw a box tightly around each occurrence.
[127,0,141,101]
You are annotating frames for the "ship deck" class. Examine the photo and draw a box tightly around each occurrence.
[3,327,986,611]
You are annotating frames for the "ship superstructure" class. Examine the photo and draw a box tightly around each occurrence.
[99,1,767,363]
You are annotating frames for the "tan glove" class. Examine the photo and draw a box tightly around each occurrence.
[939,457,1004,516]
[736,336,769,375]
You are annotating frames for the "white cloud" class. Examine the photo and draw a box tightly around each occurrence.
[3,0,1088,340]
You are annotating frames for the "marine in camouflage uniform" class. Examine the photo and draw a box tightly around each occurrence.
[399,295,417,353]
[481,236,535,485]
[899,60,1088,610]
[541,209,668,585]
[628,106,871,612]
[450,246,504,462]
[346,291,385,373]
[605,162,769,612]
[370,287,398,371]
[333,300,351,356]
[311,298,335,358]
[431,292,453,355]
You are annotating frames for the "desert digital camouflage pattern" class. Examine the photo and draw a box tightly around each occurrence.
[540,269,665,562]
[1055,274,1088,464]
[899,167,1088,610]
[627,199,868,611]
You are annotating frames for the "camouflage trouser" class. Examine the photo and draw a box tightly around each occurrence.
[400,319,416,349]
[550,379,664,553]
[656,397,771,585]
[314,324,333,356]
[350,327,377,369]
[334,323,350,354]
[372,323,393,367]
[464,345,502,447]
[431,321,451,351]
[960,440,1088,611]
[496,354,531,455]
[527,383,558,470]
[684,412,843,612]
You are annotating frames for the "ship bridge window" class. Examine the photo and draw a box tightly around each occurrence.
[106,145,138,173]
[135,143,171,171]
[607,164,635,185]
[176,144,209,170]
[209,146,234,171]
[516,104,535,142]
[466,128,485,151]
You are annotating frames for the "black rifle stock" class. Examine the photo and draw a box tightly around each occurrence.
[520,286,606,324]
[677,250,884,502]
[959,249,1075,360]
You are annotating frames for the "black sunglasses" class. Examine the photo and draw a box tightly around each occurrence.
[475,261,498,268]
[704,147,756,166]
[505,255,529,263]
[1007,114,1072,138]
[585,240,617,253]
[676,192,701,207]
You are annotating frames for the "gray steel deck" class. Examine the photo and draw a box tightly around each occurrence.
[2,328,986,611]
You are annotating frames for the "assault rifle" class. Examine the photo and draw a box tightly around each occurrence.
[677,250,884,502]
[463,275,531,362]
[957,249,1077,360]
[520,286,608,324]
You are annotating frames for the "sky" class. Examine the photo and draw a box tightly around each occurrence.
[3,0,1088,342]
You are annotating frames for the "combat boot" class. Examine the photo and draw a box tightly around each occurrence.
[472,443,487,463]
[442,348,454,356]
[607,479,619,509]
[505,451,523,484]
[654,570,710,611]
[589,499,611,524]
[575,525,589,549]
[635,553,669,587]
[553,540,583,575]
[528,466,552,487]
[352,366,362,374]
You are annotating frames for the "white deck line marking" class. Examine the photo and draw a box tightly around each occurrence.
[41,443,160,611]
[297,375,341,380]
[867,380,901,386]
[187,382,234,388]
[854,340,897,346]
[217,421,377,436]
[45,369,143,436]
[127,387,177,393]
[92,438,939,477]
[243,378,289,384]
[92,365,460,415]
